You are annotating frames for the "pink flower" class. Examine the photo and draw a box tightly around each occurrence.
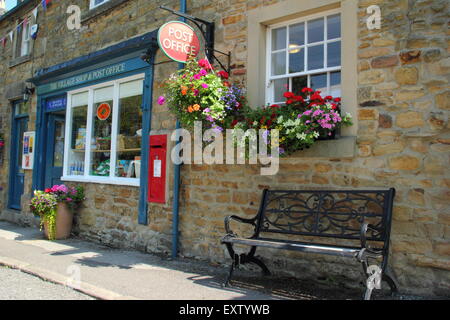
[199,69,207,76]
[157,96,165,105]
[193,74,202,80]
[201,83,208,89]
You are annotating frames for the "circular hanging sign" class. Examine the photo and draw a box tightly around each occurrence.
[157,21,200,63]
[97,103,111,121]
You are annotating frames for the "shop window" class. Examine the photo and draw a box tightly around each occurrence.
[90,0,110,9]
[64,75,144,186]
[266,10,341,104]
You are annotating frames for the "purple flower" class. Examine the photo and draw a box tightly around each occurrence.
[278,147,285,155]
[157,96,165,105]
[201,83,209,89]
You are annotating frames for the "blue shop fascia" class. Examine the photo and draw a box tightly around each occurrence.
[29,30,159,225]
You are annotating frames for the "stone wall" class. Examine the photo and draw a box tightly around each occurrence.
[0,0,448,297]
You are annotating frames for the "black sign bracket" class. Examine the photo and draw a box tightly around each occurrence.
[159,5,231,74]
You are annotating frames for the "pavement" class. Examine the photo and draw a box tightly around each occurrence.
[0,220,283,300]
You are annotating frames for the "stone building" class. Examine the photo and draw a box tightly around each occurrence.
[0,0,448,297]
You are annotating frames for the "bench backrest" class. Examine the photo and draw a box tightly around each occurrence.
[256,189,395,245]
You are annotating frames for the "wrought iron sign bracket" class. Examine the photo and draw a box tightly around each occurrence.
[159,5,231,74]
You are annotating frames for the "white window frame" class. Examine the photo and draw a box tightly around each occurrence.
[62,73,145,187]
[266,8,341,104]
[89,0,110,10]
[20,21,31,57]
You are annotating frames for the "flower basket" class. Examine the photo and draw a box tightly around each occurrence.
[30,185,85,240]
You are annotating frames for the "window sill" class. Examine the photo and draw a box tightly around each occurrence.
[82,0,129,24]
[9,54,31,68]
[61,175,140,187]
[287,136,356,159]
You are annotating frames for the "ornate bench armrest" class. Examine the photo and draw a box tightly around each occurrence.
[360,222,383,255]
[224,215,257,237]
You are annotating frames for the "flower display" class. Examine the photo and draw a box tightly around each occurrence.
[160,58,353,156]
[30,184,85,240]
[159,58,247,131]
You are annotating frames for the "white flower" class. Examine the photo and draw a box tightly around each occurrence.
[313,131,320,138]
[296,133,307,140]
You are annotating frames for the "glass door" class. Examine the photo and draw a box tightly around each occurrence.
[44,113,65,188]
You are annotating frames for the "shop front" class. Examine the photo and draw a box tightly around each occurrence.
[30,30,159,224]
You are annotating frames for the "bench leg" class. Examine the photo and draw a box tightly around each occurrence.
[245,255,271,276]
[224,260,236,287]
[382,267,398,296]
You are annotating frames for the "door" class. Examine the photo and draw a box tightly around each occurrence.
[8,108,28,210]
[44,114,65,188]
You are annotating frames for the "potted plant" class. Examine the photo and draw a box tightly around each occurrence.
[30,184,85,240]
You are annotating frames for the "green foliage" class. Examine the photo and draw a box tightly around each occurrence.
[30,191,58,240]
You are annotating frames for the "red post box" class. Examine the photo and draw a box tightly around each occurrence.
[148,134,167,203]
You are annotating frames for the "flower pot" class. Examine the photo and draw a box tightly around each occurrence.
[43,202,73,240]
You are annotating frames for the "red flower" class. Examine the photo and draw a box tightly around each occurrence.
[267,119,273,127]
[286,99,294,105]
[325,96,333,100]
[283,92,295,99]
[334,97,341,102]
[294,95,304,102]
[270,112,277,119]
[270,104,280,108]
[223,81,231,87]
[260,116,266,124]
[217,70,229,79]
[198,59,211,70]
[231,119,238,128]
[310,92,323,100]
[301,87,313,93]
[45,188,52,193]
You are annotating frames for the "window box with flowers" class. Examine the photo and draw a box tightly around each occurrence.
[159,58,353,158]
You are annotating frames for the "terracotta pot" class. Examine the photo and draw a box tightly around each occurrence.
[43,202,73,240]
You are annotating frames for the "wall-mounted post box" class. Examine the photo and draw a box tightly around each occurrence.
[148,134,167,203]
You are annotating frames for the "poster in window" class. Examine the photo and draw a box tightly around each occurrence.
[22,131,35,170]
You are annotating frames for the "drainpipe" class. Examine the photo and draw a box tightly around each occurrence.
[171,0,187,259]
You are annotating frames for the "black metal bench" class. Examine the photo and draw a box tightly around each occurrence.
[221,188,398,299]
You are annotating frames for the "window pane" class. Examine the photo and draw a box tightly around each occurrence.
[53,120,65,167]
[310,73,327,93]
[115,80,143,178]
[271,51,286,76]
[289,22,304,47]
[68,92,88,176]
[292,76,308,95]
[273,78,289,103]
[307,45,324,70]
[327,14,341,39]
[272,27,286,51]
[90,86,113,176]
[15,100,29,115]
[330,71,341,97]
[307,18,324,43]
[289,47,304,73]
[327,41,341,67]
